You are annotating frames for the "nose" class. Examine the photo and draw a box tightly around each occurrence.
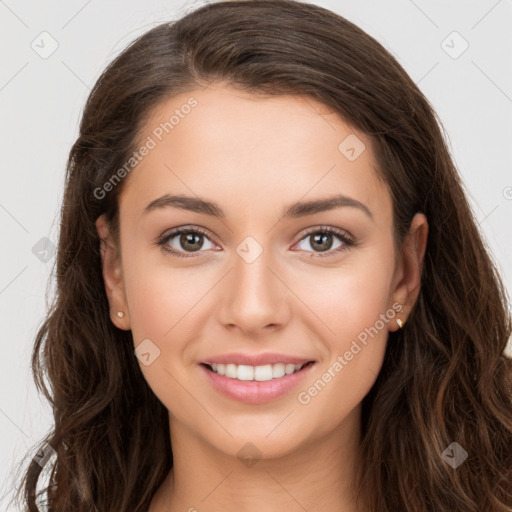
[217,241,291,335]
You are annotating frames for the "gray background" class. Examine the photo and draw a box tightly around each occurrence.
[1,0,511,509]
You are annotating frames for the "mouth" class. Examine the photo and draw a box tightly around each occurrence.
[198,352,317,404]
[201,361,315,382]
[199,359,316,403]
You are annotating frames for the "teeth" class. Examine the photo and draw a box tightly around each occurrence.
[285,363,296,375]
[209,362,306,381]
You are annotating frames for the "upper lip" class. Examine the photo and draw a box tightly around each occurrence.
[202,352,315,366]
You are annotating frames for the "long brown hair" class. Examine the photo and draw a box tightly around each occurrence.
[12,1,512,510]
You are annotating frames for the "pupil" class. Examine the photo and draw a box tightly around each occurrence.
[311,233,332,252]
[181,233,202,252]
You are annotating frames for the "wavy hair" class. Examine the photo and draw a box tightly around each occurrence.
[12,0,512,510]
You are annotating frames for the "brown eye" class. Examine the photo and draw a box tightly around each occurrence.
[157,227,216,257]
[177,232,205,252]
[295,227,354,257]
[309,232,335,252]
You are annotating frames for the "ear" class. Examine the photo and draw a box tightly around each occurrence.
[96,213,131,330]
[389,212,428,332]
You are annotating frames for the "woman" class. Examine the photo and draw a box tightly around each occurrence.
[14,0,512,510]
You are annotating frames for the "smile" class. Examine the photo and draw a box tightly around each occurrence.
[206,362,311,381]
[200,361,316,404]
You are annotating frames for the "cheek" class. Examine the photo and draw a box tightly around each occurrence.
[294,254,396,347]
[121,242,210,342]
[294,281,392,434]
[336,272,393,344]
[291,250,395,406]
[120,254,207,414]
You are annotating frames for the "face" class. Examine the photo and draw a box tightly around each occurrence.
[97,82,427,461]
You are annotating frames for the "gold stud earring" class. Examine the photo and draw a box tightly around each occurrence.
[396,318,404,329]
[117,311,125,318]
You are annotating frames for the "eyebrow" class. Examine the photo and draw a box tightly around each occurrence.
[142,193,373,221]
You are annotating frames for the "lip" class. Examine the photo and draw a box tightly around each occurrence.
[202,352,314,366]
[199,360,316,404]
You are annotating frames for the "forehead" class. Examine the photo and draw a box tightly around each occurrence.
[119,83,391,225]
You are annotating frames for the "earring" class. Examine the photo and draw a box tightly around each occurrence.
[396,318,404,329]
[117,311,125,318]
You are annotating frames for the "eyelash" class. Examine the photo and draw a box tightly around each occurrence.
[155,225,356,259]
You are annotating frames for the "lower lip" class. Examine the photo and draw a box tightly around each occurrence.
[199,362,315,404]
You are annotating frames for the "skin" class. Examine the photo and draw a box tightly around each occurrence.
[96,82,428,512]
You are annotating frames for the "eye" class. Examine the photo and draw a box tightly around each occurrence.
[155,225,355,259]
[294,226,354,257]
[156,226,217,258]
